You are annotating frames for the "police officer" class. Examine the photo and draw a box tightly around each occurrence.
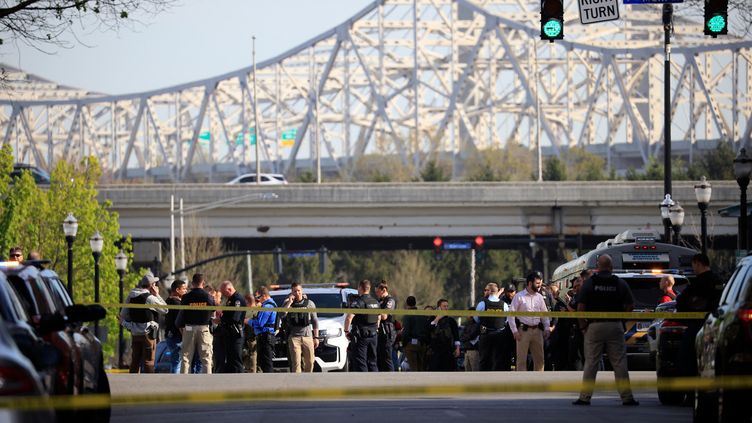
[573,254,639,406]
[375,281,396,371]
[176,273,215,374]
[217,281,246,373]
[344,280,380,372]
[250,285,277,373]
[281,282,319,372]
[676,253,724,380]
[475,282,507,371]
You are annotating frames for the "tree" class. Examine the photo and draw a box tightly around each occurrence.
[351,154,415,182]
[463,145,534,182]
[0,0,174,47]
[543,155,568,181]
[420,160,451,182]
[0,148,139,363]
[566,147,606,181]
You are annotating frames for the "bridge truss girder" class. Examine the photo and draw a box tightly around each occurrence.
[1,0,751,181]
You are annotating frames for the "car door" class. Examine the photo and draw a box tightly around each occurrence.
[700,262,748,377]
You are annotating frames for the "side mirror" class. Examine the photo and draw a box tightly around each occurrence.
[65,304,106,322]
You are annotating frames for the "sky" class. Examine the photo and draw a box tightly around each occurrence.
[1,0,373,95]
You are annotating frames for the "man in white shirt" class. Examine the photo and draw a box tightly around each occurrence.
[507,271,550,371]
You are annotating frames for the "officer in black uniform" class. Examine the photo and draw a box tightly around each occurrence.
[676,253,725,379]
[573,254,639,406]
[475,282,506,371]
[175,273,215,374]
[217,281,247,373]
[344,279,381,372]
[375,281,396,371]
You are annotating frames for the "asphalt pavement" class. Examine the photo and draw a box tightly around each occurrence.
[108,371,691,422]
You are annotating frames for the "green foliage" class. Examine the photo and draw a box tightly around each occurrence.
[463,145,533,181]
[566,147,605,181]
[352,154,414,182]
[543,155,568,181]
[0,151,137,364]
[420,160,451,182]
[689,141,736,180]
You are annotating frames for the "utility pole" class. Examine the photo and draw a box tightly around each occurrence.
[663,5,673,202]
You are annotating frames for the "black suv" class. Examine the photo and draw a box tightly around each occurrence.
[693,256,752,423]
[10,163,51,185]
[2,262,110,422]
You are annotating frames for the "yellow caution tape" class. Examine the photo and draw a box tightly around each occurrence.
[1,376,751,410]
[94,302,708,320]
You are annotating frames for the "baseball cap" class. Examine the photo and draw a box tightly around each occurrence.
[138,273,159,288]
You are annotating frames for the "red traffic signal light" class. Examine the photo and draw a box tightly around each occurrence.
[433,237,443,248]
[474,236,484,248]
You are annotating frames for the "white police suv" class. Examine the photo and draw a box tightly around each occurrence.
[270,283,356,372]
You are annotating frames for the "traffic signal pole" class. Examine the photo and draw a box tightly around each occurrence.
[663,4,673,206]
[470,248,476,308]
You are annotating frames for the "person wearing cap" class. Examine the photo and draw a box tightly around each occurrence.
[119,272,168,373]
[508,271,550,371]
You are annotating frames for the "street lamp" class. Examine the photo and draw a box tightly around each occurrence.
[90,231,104,337]
[734,148,752,252]
[669,202,685,245]
[660,194,675,244]
[115,250,128,369]
[694,176,713,256]
[62,213,78,297]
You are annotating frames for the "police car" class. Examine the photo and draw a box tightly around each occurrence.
[270,283,356,372]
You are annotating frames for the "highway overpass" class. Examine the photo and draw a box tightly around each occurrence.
[99,181,740,251]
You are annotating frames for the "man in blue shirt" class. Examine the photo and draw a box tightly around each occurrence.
[249,285,277,373]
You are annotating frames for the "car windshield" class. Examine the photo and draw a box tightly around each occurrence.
[271,292,345,318]
[625,276,688,309]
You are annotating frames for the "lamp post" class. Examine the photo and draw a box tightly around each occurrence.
[62,213,78,297]
[669,202,685,246]
[694,176,713,256]
[660,194,675,244]
[115,250,128,369]
[90,231,104,337]
[734,148,752,252]
[662,4,673,204]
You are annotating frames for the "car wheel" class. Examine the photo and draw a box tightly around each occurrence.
[78,361,111,423]
[693,389,718,423]
[718,388,750,423]
[657,369,685,405]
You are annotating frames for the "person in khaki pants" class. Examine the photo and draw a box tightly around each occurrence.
[280,282,319,372]
[507,271,550,371]
[176,273,215,373]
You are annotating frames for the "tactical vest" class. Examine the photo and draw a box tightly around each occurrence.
[379,296,394,324]
[287,298,311,327]
[129,292,157,323]
[585,274,625,314]
[353,294,380,326]
[479,298,506,329]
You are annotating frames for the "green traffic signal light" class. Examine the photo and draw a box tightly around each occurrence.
[543,19,562,38]
[706,14,726,34]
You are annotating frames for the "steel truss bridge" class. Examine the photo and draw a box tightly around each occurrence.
[2,0,752,182]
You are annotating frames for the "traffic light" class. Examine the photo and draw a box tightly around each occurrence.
[473,236,485,260]
[433,237,443,258]
[540,0,564,42]
[704,0,728,37]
